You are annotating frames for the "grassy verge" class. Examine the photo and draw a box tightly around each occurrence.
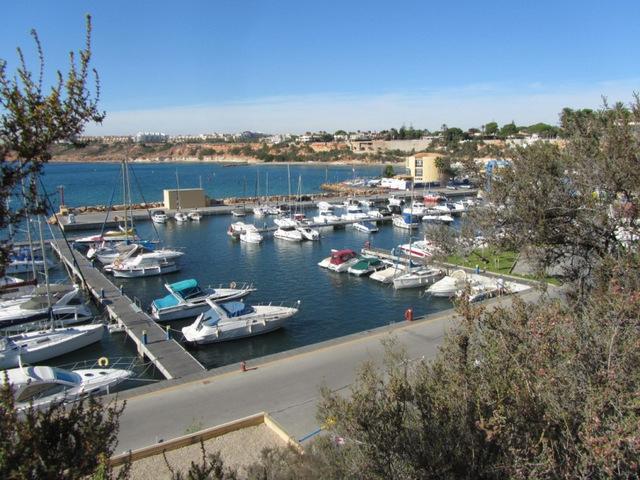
[446,249,561,285]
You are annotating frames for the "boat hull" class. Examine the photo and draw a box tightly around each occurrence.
[111,261,180,278]
[393,269,444,289]
[182,305,298,344]
[0,324,104,369]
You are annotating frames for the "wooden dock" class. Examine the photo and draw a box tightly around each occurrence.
[50,241,206,380]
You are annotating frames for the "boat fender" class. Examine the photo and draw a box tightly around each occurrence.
[230,281,236,288]
[98,357,109,367]
[117,263,124,270]
[405,308,413,322]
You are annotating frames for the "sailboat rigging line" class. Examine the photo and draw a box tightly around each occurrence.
[128,161,162,240]
[97,163,122,235]
[38,178,90,293]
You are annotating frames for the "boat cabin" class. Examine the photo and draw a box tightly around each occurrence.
[330,249,359,266]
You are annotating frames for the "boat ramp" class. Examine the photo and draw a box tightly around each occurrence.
[50,241,205,380]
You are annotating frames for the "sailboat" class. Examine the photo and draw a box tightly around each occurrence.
[293,175,320,240]
[174,170,188,223]
[85,159,151,260]
[253,169,275,217]
[392,181,444,289]
[231,176,248,217]
[0,324,104,369]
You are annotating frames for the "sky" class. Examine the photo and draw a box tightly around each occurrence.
[3,1,639,136]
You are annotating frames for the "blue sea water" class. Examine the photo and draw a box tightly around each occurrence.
[40,161,389,208]
[27,162,457,372]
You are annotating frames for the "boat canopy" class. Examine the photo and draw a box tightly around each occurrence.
[401,213,419,223]
[169,279,203,300]
[201,302,255,327]
[152,279,202,310]
[330,249,358,265]
[220,302,254,318]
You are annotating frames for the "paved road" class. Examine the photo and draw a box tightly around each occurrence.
[111,281,552,455]
[112,306,459,453]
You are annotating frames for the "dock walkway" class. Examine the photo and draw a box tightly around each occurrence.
[50,240,205,380]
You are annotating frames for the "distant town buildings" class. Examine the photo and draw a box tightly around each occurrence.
[134,132,169,143]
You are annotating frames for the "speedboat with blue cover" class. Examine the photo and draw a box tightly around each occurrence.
[149,278,256,322]
[181,299,300,344]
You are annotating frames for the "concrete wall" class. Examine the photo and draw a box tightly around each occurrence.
[163,188,207,209]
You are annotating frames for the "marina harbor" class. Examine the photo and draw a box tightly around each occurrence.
[2,162,541,459]
[43,186,532,381]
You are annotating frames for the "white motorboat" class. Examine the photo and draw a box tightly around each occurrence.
[393,267,445,290]
[296,225,321,241]
[318,249,360,273]
[149,278,256,322]
[392,213,420,229]
[399,240,438,259]
[313,210,342,225]
[2,363,133,410]
[240,224,264,243]
[0,324,104,370]
[103,243,185,278]
[0,284,92,332]
[431,202,457,214]
[274,216,297,228]
[422,212,455,224]
[347,257,386,276]
[456,282,500,302]
[388,194,406,206]
[341,205,370,221]
[353,220,379,233]
[253,205,278,217]
[274,225,304,242]
[181,299,300,344]
[151,209,168,224]
[187,209,202,222]
[365,209,384,220]
[231,206,247,217]
[426,269,470,297]
[87,239,158,264]
[228,221,250,236]
[293,213,312,225]
[402,202,428,217]
[316,201,339,211]
[174,211,189,223]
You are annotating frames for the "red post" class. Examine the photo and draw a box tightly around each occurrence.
[241,360,246,372]
[405,308,413,322]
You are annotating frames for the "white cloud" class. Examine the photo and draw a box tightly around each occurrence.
[83,79,640,136]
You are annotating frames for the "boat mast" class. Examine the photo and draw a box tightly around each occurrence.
[121,158,129,235]
[175,169,181,212]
